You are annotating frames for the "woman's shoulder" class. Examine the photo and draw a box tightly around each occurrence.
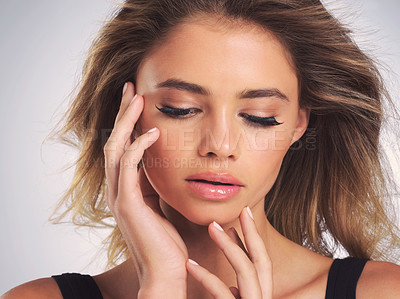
[357,260,400,298]
[1,277,62,299]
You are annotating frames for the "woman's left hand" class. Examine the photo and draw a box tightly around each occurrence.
[186,206,273,299]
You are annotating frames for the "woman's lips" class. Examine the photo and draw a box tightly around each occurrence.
[185,172,244,201]
[185,180,242,201]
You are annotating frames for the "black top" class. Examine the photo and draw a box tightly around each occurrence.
[51,273,103,299]
[325,257,369,299]
[51,257,369,299]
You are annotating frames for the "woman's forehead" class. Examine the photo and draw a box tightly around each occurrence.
[137,20,299,101]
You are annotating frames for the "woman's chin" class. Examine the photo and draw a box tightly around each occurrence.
[162,201,241,227]
[190,209,238,225]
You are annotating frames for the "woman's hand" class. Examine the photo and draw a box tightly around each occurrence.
[103,82,188,298]
[186,207,273,299]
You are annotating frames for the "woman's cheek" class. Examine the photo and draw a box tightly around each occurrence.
[244,128,285,152]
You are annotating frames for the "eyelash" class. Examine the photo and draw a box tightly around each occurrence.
[155,105,283,127]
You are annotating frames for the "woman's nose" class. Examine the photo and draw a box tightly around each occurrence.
[197,111,241,161]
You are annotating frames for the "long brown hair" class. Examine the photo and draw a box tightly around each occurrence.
[48,0,400,269]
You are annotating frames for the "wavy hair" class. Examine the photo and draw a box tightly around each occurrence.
[48,0,400,269]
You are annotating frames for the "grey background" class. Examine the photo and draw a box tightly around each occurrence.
[0,0,399,294]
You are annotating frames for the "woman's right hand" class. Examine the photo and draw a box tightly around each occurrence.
[103,82,188,298]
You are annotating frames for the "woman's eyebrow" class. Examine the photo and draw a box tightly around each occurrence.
[155,78,289,103]
[156,78,211,96]
[238,89,289,102]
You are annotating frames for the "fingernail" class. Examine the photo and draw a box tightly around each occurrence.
[213,221,224,231]
[129,94,137,105]
[246,206,254,221]
[188,259,199,266]
[122,82,128,96]
[147,127,157,134]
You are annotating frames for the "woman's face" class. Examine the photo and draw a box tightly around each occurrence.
[136,19,309,226]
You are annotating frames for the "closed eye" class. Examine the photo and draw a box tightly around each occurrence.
[239,113,283,127]
[155,105,283,127]
[155,105,198,118]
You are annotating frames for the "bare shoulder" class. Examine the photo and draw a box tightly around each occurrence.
[357,260,400,298]
[1,277,62,299]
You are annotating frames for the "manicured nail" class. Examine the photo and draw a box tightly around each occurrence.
[122,82,128,96]
[188,259,199,266]
[213,221,224,231]
[147,127,157,134]
[246,206,254,221]
[129,94,137,105]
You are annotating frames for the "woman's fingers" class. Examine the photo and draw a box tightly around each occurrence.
[103,90,143,201]
[240,207,273,298]
[118,83,138,151]
[201,207,272,299]
[118,127,159,199]
[115,82,135,125]
[208,217,263,298]
[186,260,235,299]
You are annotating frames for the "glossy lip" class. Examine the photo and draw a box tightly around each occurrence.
[185,172,245,201]
[185,180,243,201]
[185,172,245,186]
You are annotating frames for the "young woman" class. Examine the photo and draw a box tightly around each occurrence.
[3,0,400,298]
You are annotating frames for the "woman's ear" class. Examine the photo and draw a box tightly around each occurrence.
[291,107,310,145]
